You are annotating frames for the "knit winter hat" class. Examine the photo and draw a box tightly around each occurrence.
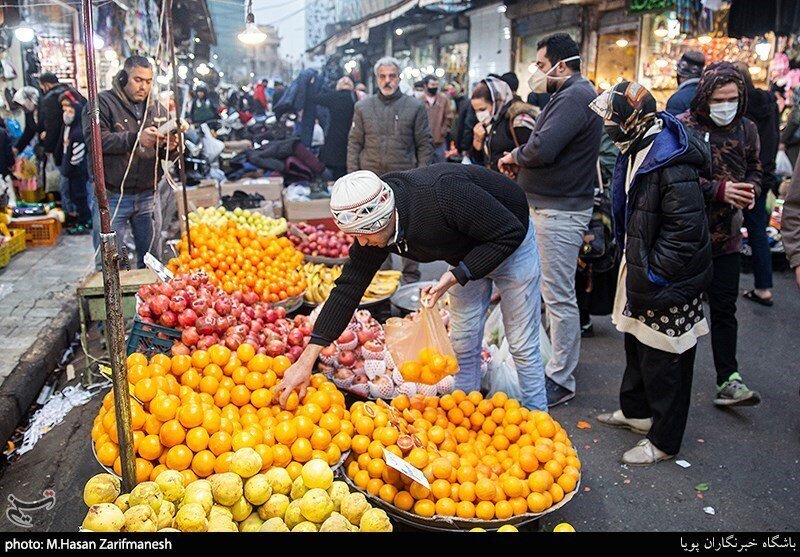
[330,171,395,234]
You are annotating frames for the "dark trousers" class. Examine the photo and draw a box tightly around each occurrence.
[743,189,773,290]
[67,174,91,224]
[620,333,696,455]
[327,165,347,180]
[707,253,741,384]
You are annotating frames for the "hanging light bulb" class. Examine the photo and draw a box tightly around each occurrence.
[15,27,34,43]
[178,65,189,79]
[615,38,629,48]
[238,0,267,45]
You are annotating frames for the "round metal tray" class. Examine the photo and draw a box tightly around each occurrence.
[339,454,580,532]
[273,292,304,314]
[390,281,437,313]
[304,254,349,266]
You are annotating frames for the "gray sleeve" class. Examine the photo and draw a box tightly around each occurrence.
[512,96,590,168]
[347,103,364,173]
[414,102,433,167]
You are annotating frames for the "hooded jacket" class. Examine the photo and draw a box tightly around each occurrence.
[347,89,433,175]
[84,74,169,195]
[60,96,88,181]
[678,62,762,258]
[612,111,713,312]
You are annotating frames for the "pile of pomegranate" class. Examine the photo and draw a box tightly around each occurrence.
[288,222,352,259]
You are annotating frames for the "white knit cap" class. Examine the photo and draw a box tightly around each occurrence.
[330,170,395,234]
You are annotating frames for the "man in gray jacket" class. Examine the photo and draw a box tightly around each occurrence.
[85,55,175,268]
[499,33,602,407]
[347,57,433,283]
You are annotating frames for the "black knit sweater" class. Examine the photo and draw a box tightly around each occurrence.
[310,163,529,345]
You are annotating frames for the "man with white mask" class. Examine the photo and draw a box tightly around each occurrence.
[678,61,762,408]
[498,33,602,407]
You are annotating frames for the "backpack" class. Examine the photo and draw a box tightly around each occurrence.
[506,101,540,147]
[579,161,616,273]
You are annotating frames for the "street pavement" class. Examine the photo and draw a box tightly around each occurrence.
[0,259,797,532]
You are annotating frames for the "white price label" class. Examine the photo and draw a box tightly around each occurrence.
[144,252,174,282]
[383,448,430,489]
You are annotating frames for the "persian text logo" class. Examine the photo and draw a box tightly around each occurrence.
[6,490,56,528]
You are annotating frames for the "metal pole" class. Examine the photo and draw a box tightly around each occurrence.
[81,0,136,492]
[166,0,192,255]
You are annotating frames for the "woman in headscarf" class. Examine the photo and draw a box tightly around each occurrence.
[591,81,712,466]
[12,86,40,152]
[780,85,800,170]
[468,76,537,171]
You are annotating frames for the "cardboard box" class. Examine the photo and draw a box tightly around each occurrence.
[283,196,332,222]
[175,181,220,218]
[220,177,284,202]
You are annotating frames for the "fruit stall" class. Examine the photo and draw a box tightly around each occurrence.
[79,206,581,533]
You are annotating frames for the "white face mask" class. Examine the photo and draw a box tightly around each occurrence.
[528,55,580,94]
[475,109,491,124]
[709,101,738,127]
[63,112,74,125]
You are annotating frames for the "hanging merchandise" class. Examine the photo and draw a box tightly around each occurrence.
[125,0,161,55]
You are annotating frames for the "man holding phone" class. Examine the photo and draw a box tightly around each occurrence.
[679,62,762,407]
[84,55,177,268]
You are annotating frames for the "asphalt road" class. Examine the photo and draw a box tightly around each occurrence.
[0,261,797,532]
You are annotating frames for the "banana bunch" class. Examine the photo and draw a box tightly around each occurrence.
[362,270,401,304]
[304,262,343,304]
[303,264,402,306]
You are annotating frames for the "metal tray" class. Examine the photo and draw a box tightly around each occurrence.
[390,281,437,313]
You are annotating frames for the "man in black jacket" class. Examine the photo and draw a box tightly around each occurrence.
[308,76,357,179]
[84,56,175,268]
[276,164,547,411]
[38,73,71,219]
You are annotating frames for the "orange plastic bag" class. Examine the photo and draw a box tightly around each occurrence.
[384,306,459,385]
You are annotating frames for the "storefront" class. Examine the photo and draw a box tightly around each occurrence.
[637,6,773,106]
[508,2,582,99]
[466,2,511,88]
[591,7,641,91]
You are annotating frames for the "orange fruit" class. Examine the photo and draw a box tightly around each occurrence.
[127,365,149,385]
[208,345,231,367]
[290,438,313,462]
[127,353,147,369]
[409,481,431,500]
[310,427,332,450]
[159,420,186,448]
[286,461,303,481]
[186,428,210,452]
[475,501,495,520]
[503,476,525,498]
[430,479,451,500]
[151,395,179,422]
[394,491,414,511]
[135,458,153,484]
[413,499,436,518]
[191,350,210,370]
[354,470,370,490]
[272,444,292,468]
[332,432,352,452]
[178,404,204,429]
[456,500,475,519]
[137,435,163,460]
[134,378,158,403]
[247,354,270,373]
[366,478,383,496]
[165,445,193,471]
[527,492,548,513]
[475,478,497,501]
[275,421,298,446]
[271,356,291,376]
[351,434,370,454]
[435,497,456,517]
[528,470,554,493]
[214,452,233,474]
[557,473,577,494]
[230,385,251,407]
[214,388,231,408]
[407,447,429,469]
[244,372,264,391]
[191,450,216,477]
[208,431,232,456]
[400,361,422,382]
[96,442,118,467]
[431,457,453,480]
[254,444,274,470]
[544,460,563,479]
[379,483,398,504]
[236,343,255,363]
[549,483,565,504]
[294,416,314,439]
[495,500,513,520]
[232,430,257,450]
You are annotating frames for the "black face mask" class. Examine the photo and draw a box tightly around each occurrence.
[605,124,630,144]
[427,87,438,96]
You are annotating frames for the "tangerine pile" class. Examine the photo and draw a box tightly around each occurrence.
[344,391,580,521]
[167,222,306,302]
[92,346,354,486]
[399,348,459,385]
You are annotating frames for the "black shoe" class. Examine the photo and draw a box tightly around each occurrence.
[546,377,575,408]
[581,322,594,338]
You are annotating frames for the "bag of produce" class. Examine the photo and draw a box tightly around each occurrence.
[384,306,458,386]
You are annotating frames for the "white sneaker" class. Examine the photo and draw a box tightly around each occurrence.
[596,409,652,435]
[622,439,674,466]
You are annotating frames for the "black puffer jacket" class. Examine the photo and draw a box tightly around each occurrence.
[612,111,713,312]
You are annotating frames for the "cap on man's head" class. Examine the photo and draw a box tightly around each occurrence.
[38,72,59,85]
[330,171,395,235]
[677,50,705,78]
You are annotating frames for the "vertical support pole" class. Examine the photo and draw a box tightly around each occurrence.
[166,0,192,255]
[81,0,136,492]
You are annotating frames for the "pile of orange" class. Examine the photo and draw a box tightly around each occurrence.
[399,348,459,385]
[92,346,354,485]
[344,391,580,521]
[167,222,306,301]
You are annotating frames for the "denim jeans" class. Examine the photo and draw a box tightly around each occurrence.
[431,143,447,164]
[60,174,74,214]
[743,189,773,290]
[448,218,546,410]
[530,206,593,393]
[92,190,160,270]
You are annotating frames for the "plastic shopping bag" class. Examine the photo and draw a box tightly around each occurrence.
[776,150,793,178]
[485,340,523,401]
[384,306,458,385]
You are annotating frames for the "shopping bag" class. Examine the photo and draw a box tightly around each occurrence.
[384,306,457,385]
[482,304,552,369]
[484,340,523,401]
[201,123,225,163]
[776,150,793,178]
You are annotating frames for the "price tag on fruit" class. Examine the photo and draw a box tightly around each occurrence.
[144,252,174,282]
[383,448,430,489]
